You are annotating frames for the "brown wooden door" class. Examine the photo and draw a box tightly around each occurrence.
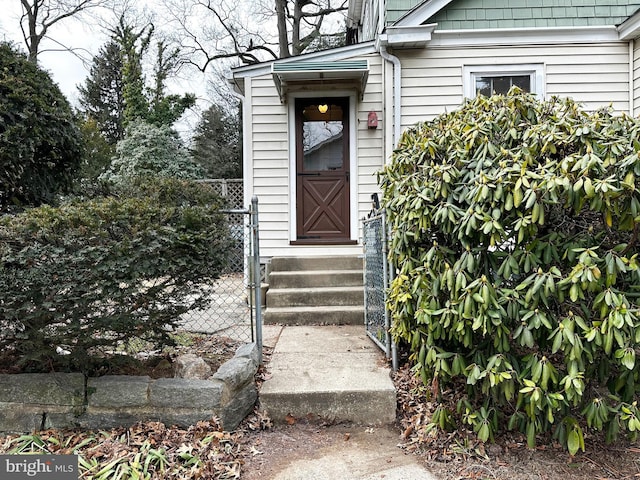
[295,98,350,243]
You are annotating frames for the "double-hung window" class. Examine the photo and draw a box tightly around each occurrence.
[463,64,544,98]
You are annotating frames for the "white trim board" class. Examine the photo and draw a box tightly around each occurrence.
[394,0,455,27]
[428,26,621,48]
[287,91,359,243]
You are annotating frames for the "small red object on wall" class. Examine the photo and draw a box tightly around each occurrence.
[367,111,378,129]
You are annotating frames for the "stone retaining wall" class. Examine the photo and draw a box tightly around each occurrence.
[0,343,259,434]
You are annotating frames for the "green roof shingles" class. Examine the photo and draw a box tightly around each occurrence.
[388,0,640,29]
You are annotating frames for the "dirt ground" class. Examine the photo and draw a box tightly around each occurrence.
[237,416,640,480]
[238,356,640,480]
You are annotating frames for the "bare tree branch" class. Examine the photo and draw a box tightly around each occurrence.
[161,0,278,73]
[18,0,116,63]
[162,0,347,72]
[24,32,95,70]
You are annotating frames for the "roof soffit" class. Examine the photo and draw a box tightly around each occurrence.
[377,24,437,48]
[272,60,370,102]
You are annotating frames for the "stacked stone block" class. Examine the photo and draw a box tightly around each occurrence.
[0,343,259,433]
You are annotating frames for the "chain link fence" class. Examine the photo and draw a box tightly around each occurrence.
[178,181,263,356]
[363,208,398,371]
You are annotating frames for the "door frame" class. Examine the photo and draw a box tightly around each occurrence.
[288,91,358,243]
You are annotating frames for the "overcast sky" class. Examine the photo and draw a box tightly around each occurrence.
[0,2,109,104]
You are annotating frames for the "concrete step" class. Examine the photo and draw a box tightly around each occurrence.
[259,325,396,425]
[264,305,364,325]
[266,286,364,308]
[265,256,364,327]
[270,256,363,272]
[268,270,363,289]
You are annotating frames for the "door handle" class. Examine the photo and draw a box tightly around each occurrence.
[297,172,321,176]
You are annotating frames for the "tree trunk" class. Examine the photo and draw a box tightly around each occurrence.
[275,0,290,58]
[21,0,41,62]
[292,1,302,56]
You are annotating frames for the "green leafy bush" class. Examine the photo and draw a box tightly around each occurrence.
[0,178,232,373]
[100,120,204,188]
[380,90,640,453]
[0,42,82,210]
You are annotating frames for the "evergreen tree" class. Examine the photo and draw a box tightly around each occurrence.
[115,17,154,125]
[191,104,242,179]
[0,42,82,210]
[75,116,115,189]
[100,120,204,187]
[77,16,196,135]
[78,40,125,144]
[114,16,195,127]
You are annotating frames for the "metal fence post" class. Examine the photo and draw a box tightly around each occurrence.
[381,210,391,360]
[382,210,398,372]
[251,196,263,365]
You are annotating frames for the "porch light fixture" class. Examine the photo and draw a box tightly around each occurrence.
[318,104,328,114]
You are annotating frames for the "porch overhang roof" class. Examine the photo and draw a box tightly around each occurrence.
[272,60,369,103]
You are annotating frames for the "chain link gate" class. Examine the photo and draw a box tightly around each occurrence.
[363,208,398,371]
[178,195,263,363]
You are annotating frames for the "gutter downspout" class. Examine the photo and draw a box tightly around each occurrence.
[379,42,402,152]
[377,40,401,372]
[377,24,437,150]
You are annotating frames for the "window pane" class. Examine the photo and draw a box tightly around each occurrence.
[511,75,531,92]
[475,74,531,96]
[492,76,512,94]
[475,77,492,97]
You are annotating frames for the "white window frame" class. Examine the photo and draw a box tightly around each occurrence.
[463,64,545,99]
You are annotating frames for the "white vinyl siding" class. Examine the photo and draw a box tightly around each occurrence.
[240,38,632,256]
[246,74,290,254]
[355,55,385,242]
[398,43,630,128]
[634,40,640,117]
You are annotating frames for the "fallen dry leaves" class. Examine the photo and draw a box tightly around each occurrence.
[0,415,272,479]
[393,363,640,480]
[0,340,275,480]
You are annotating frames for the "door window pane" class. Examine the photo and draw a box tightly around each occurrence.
[302,103,344,171]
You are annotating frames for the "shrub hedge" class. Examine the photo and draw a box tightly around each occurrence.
[0,178,232,373]
[379,90,640,453]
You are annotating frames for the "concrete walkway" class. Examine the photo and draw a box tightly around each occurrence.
[260,325,396,425]
[258,325,438,479]
[270,426,437,480]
